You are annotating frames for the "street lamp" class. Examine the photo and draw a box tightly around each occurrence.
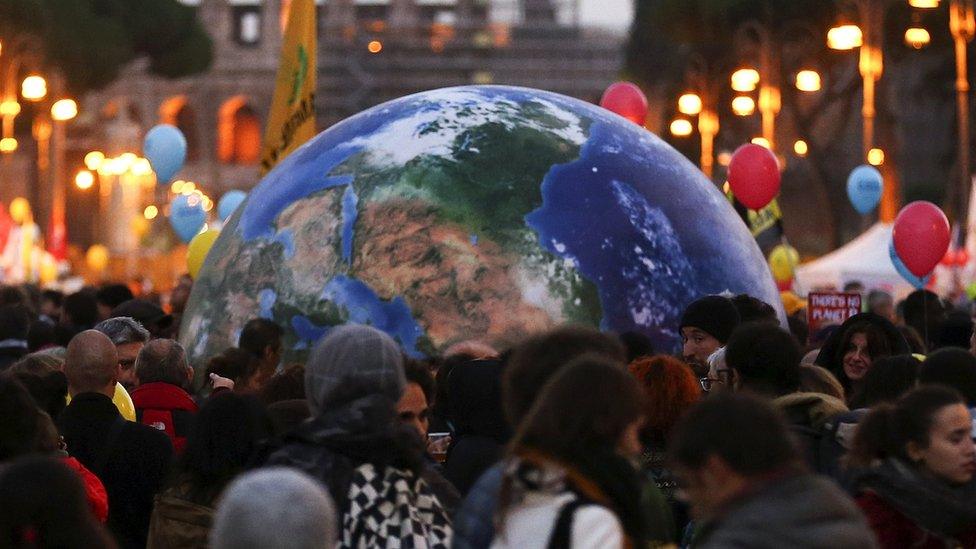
[732,96,756,116]
[794,139,810,156]
[670,119,693,137]
[904,26,932,48]
[0,137,16,153]
[677,93,703,116]
[50,99,77,121]
[74,170,94,190]
[795,70,823,92]
[731,68,760,92]
[827,24,864,49]
[868,147,885,165]
[20,75,46,101]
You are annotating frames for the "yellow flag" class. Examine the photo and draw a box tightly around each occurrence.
[260,0,317,175]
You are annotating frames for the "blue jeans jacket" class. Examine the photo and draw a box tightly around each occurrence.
[451,463,504,549]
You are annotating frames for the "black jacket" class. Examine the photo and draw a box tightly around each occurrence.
[58,392,174,549]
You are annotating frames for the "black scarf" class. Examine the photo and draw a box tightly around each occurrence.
[854,458,976,538]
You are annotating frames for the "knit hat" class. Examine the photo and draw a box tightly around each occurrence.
[211,468,337,549]
[304,324,405,416]
[679,296,741,344]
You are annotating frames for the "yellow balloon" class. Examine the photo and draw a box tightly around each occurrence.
[86,244,109,272]
[9,197,30,224]
[65,383,136,421]
[187,228,220,279]
[769,244,800,283]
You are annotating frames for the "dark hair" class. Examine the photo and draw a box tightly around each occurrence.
[787,315,809,350]
[0,304,30,342]
[510,355,643,460]
[95,284,134,309]
[27,321,57,352]
[618,331,655,363]
[41,289,63,308]
[725,322,801,396]
[901,290,948,349]
[919,347,976,406]
[731,294,778,324]
[0,286,30,308]
[849,354,921,409]
[135,339,189,387]
[0,457,117,548]
[207,347,261,387]
[503,325,625,424]
[669,392,798,475]
[238,319,284,358]
[259,364,306,405]
[62,292,99,329]
[10,370,69,421]
[832,321,893,391]
[934,310,974,351]
[0,375,40,460]
[898,325,927,355]
[403,358,435,404]
[177,393,272,505]
[628,355,700,442]
[847,385,965,469]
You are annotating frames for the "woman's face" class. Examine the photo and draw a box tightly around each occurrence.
[842,332,872,381]
[909,404,976,485]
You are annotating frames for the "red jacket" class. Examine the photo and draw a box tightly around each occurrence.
[857,491,976,549]
[61,456,109,523]
[131,382,198,454]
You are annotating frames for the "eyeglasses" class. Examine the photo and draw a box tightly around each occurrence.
[699,377,714,393]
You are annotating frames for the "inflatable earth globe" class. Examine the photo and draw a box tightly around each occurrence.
[180,85,782,366]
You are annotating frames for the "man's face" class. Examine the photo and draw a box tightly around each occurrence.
[872,298,895,323]
[40,299,60,321]
[116,342,144,391]
[397,382,430,439]
[682,327,722,376]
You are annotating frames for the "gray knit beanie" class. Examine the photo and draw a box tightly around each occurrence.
[304,324,405,415]
[210,468,337,549]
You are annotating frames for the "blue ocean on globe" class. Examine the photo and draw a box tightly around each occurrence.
[180,85,783,367]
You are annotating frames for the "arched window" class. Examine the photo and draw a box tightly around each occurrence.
[159,95,200,162]
[218,96,262,165]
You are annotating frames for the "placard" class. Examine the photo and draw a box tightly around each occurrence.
[807,292,862,335]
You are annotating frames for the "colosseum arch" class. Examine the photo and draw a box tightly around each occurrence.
[217,95,262,165]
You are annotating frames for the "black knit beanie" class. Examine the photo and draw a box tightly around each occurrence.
[679,296,741,344]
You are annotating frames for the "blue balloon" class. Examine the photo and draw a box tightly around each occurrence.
[847,165,883,214]
[217,190,247,222]
[170,194,207,243]
[143,124,187,184]
[889,240,930,289]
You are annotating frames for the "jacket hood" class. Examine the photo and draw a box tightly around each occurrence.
[814,312,910,379]
[773,392,848,431]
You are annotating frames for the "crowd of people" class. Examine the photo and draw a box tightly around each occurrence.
[1,278,975,548]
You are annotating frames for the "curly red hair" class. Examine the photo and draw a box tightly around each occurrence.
[628,355,702,440]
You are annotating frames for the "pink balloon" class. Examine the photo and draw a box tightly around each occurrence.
[727,144,781,210]
[600,82,648,125]
[892,201,951,277]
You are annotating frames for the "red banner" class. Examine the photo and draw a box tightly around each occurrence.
[807,292,861,335]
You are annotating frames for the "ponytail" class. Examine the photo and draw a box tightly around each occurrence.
[845,385,965,470]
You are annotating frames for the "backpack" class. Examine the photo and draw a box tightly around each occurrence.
[341,463,452,548]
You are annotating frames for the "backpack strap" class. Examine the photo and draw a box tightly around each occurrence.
[92,415,126,476]
[546,497,593,549]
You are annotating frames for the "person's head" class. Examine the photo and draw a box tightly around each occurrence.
[447,357,510,442]
[304,325,404,416]
[680,296,741,374]
[259,364,306,405]
[0,457,117,549]
[135,339,191,388]
[835,320,895,390]
[39,289,63,321]
[725,322,801,397]
[180,393,272,503]
[787,315,809,350]
[0,286,30,308]
[629,355,700,443]
[169,274,193,315]
[730,294,778,324]
[919,347,976,407]
[798,365,845,402]
[848,386,975,485]
[843,280,865,295]
[669,393,799,519]
[0,374,41,461]
[935,310,974,351]
[0,303,30,351]
[899,325,927,355]
[238,318,284,380]
[849,354,921,409]
[866,289,895,322]
[704,347,731,394]
[10,369,69,421]
[210,468,336,549]
[207,348,263,393]
[110,299,174,339]
[94,317,150,391]
[63,330,118,397]
[62,291,99,329]
[95,284,134,321]
[901,290,949,349]
[504,325,625,425]
[512,355,645,461]
[617,331,655,363]
[398,359,434,438]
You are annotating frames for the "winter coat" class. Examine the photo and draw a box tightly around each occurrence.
[131,382,199,454]
[853,458,976,548]
[694,471,877,549]
[61,455,109,523]
[772,392,849,473]
[58,392,174,549]
[146,483,213,549]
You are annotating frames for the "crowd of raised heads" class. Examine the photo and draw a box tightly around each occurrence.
[1,278,975,549]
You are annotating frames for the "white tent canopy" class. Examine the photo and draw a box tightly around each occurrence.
[795,223,916,299]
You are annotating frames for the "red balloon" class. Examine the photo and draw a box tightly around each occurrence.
[727,144,781,210]
[941,250,956,266]
[600,82,648,125]
[957,249,970,267]
[892,201,951,278]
